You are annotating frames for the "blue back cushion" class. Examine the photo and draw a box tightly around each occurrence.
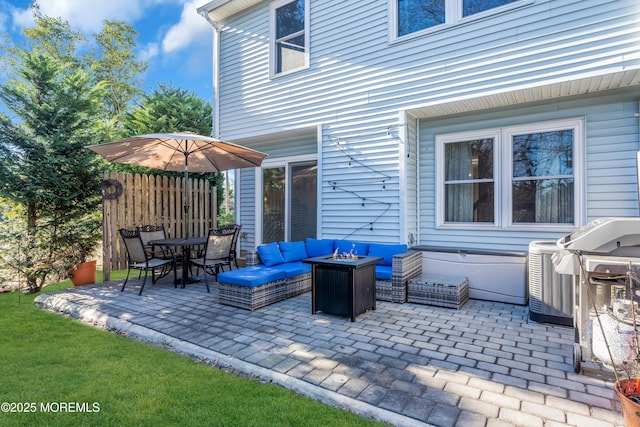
[257,242,285,266]
[305,238,334,257]
[368,243,407,266]
[333,240,369,257]
[278,241,308,262]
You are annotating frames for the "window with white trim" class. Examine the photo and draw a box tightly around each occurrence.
[271,0,308,76]
[442,135,496,224]
[392,0,524,39]
[436,118,583,228]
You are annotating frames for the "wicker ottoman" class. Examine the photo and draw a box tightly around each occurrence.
[407,274,469,309]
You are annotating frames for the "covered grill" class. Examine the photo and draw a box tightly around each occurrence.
[553,217,640,374]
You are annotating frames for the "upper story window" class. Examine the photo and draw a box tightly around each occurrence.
[271,0,308,76]
[397,0,445,37]
[394,0,522,39]
[436,118,584,229]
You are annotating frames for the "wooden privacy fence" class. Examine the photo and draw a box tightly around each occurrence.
[101,171,217,281]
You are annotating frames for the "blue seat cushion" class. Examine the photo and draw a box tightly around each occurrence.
[270,261,312,278]
[257,242,285,266]
[278,241,308,262]
[368,243,407,266]
[334,240,369,257]
[376,266,392,280]
[306,238,334,257]
[218,266,286,287]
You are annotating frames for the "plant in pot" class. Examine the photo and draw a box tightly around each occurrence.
[604,265,640,427]
[617,358,640,427]
[63,213,102,287]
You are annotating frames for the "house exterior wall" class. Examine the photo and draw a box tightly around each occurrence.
[237,167,256,254]
[405,112,419,245]
[418,89,640,253]
[204,0,640,288]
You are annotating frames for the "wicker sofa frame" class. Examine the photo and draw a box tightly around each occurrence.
[218,242,421,311]
[375,250,423,303]
[219,278,289,311]
[218,271,312,311]
[287,272,312,298]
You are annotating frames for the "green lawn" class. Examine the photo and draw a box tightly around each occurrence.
[0,274,386,427]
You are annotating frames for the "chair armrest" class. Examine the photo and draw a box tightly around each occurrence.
[391,250,422,282]
[147,244,177,260]
[375,250,422,303]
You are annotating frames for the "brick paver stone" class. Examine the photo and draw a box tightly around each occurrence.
[34,278,626,427]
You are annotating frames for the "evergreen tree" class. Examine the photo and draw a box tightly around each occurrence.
[122,84,224,212]
[0,52,107,292]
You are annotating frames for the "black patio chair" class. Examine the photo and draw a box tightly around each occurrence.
[216,224,242,269]
[119,228,176,295]
[137,225,175,260]
[189,227,236,292]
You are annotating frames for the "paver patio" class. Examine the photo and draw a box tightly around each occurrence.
[35,275,625,427]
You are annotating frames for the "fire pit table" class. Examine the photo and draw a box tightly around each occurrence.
[303,255,382,321]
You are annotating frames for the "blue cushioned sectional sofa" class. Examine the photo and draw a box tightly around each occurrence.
[217,238,422,311]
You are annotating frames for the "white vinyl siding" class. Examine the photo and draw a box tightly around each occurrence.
[405,113,419,245]
[320,116,405,243]
[237,167,256,255]
[209,0,640,249]
[217,0,638,139]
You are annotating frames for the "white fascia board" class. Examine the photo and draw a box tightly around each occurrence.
[197,0,262,25]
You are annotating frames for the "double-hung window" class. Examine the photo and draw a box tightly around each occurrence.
[436,118,583,229]
[271,0,308,76]
[392,0,524,39]
[442,134,496,224]
[509,126,576,225]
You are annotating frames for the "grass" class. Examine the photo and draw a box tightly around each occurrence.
[0,273,386,427]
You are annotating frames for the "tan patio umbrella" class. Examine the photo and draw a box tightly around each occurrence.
[88,131,267,238]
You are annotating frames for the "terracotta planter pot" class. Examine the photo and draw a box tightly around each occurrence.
[616,378,640,427]
[68,260,97,286]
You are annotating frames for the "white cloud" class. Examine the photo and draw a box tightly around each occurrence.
[8,0,211,56]
[11,7,33,28]
[161,0,212,54]
[0,11,7,34]
[4,1,34,30]
[12,0,182,33]
[139,42,160,61]
[35,0,148,32]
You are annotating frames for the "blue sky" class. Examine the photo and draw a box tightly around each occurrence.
[0,0,214,103]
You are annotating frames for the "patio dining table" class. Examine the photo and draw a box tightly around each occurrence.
[148,236,207,288]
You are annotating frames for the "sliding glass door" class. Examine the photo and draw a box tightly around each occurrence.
[262,161,316,243]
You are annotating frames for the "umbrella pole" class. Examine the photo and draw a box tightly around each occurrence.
[184,153,189,239]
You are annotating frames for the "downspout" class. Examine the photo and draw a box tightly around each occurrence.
[198,11,221,139]
[212,25,221,139]
[637,100,640,215]
[199,10,226,237]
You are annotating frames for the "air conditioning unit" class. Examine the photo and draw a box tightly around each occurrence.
[528,241,574,326]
